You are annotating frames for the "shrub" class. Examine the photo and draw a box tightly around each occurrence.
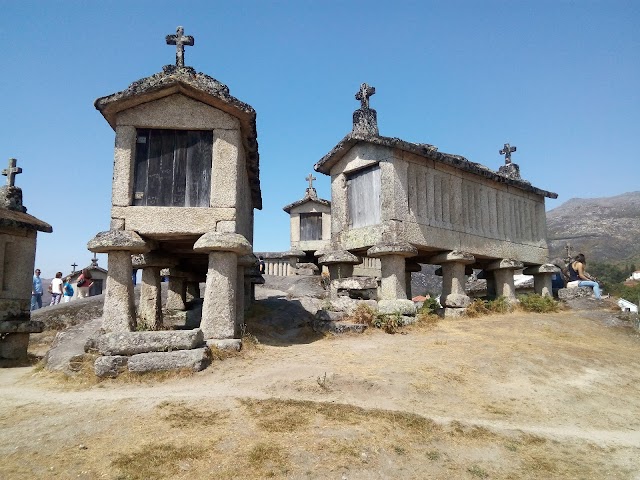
[418,297,439,315]
[348,303,377,325]
[373,313,403,334]
[517,294,560,313]
[487,296,512,314]
[465,298,490,317]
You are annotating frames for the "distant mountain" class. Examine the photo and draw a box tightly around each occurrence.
[546,191,640,265]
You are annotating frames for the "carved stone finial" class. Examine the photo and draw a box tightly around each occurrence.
[355,83,375,110]
[165,26,195,67]
[2,158,22,187]
[305,173,316,190]
[499,143,517,165]
[305,173,317,199]
[352,83,379,136]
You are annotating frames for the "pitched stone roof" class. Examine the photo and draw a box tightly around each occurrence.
[283,189,330,213]
[0,208,52,233]
[314,132,558,199]
[95,65,262,209]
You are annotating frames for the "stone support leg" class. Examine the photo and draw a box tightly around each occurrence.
[201,251,237,339]
[441,262,472,308]
[493,269,517,301]
[185,281,200,302]
[103,251,136,332]
[138,266,162,330]
[379,255,407,300]
[236,265,245,333]
[533,273,553,297]
[166,277,186,311]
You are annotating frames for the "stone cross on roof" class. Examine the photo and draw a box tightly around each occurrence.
[499,143,517,165]
[355,83,375,110]
[306,173,316,190]
[71,262,78,272]
[2,158,22,187]
[166,26,195,68]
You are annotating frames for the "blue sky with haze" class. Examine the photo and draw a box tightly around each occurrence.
[1,1,638,277]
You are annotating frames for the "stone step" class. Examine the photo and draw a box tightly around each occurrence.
[312,318,367,334]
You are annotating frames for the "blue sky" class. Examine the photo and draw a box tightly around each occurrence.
[1,1,638,278]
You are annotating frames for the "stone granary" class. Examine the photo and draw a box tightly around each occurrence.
[314,83,559,316]
[89,27,261,348]
[67,254,108,298]
[0,159,51,362]
[282,174,331,266]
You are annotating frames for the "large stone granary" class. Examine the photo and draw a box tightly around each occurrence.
[315,84,559,315]
[89,27,260,339]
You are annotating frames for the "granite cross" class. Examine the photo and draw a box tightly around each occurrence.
[355,83,376,110]
[166,26,194,68]
[499,143,517,164]
[306,173,316,190]
[2,158,22,187]
[71,262,78,272]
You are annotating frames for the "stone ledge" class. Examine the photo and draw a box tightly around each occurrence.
[0,320,44,333]
[558,287,595,300]
[94,355,129,378]
[206,339,242,352]
[378,299,417,315]
[312,319,367,334]
[128,347,211,373]
[96,329,204,356]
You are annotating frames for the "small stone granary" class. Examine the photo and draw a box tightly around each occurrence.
[281,174,331,272]
[87,27,261,374]
[67,254,107,298]
[314,83,559,317]
[0,159,51,362]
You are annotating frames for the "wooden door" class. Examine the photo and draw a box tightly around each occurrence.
[300,213,322,240]
[133,129,213,207]
[347,165,381,228]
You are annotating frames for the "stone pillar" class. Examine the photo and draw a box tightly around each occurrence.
[185,281,201,303]
[523,264,560,297]
[163,269,187,311]
[431,251,475,316]
[283,250,304,276]
[405,261,422,300]
[89,230,150,332]
[318,250,360,282]
[237,254,257,332]
[486,259,524,303]
[194,232,252,340]
[367,242,418,301]
[133,253,176,330]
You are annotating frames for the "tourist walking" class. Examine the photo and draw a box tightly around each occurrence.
[49,272,64,305]
[63,276,74,303]
[31,268,43,310]
[76,268,94,299]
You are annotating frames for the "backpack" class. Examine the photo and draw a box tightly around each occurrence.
[77,277,86,287]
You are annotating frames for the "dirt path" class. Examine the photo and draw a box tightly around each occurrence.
[1,288,640,479]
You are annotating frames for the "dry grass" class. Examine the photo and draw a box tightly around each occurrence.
[112,443,209,480]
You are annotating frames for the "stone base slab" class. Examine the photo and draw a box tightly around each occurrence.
[558,287,594,300]
[312,319,367,334]
[0,320,44,333]
[0,333,29,359]
[439,307,467,318]
[206,339,242,352]
[96,329,204,356]
[94,355,129,378]
[128,347,211,373]
[377,299,417,315]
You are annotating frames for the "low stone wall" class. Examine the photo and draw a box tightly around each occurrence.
[558,287,595,300]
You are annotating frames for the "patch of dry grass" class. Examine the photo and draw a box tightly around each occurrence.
[156,401,227,428]
[111,443,208,480]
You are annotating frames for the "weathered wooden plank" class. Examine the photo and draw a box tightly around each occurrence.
[300,213,322,240]
[133,129,150,206]
[172,130,188,207]
[348,165,381,228]
[158,130,175,206]
[146,130,164,206]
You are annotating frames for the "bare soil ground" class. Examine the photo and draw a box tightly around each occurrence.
[1,285,640,479]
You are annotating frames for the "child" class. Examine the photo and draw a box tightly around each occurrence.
[63,276,74,303]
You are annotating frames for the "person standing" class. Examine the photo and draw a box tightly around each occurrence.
[567,253,602,299]
[76,268,94,299]
[49,272,64,305]
[63,276,74,303]
[31,269,43,310]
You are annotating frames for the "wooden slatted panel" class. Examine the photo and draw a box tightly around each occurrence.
[133,131,150,206]
[133,129,213,207]
[300,213,322,240]
[347,165,381,228]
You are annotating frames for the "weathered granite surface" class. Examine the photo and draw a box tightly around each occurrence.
[127,347,210,373]
[95,329,204,356]
[94,355,129,378]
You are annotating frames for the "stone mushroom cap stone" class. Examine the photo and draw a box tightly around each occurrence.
[318,250,360,265]
[132,253,178,268]
[238,254,259,267]
[193,232,253,255]
[523,264,560,275]
[486,258,524,271]
[88,230,150,253]
[430,250,475,265]
[283,250,306,259]
[367,242,418,258]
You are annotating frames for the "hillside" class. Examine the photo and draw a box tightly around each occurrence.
[546,191,640,265]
